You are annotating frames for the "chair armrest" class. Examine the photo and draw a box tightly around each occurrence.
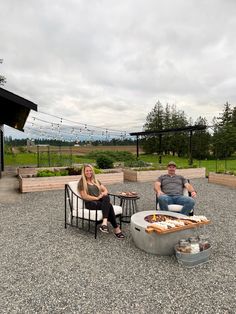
[108,193,120,205]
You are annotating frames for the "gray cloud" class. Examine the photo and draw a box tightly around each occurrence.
[1,0,236,138]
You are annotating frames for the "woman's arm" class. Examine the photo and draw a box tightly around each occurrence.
[79,189,102,201]
[100,184,108,196]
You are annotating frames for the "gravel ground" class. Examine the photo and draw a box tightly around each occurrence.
[0,178,236,314]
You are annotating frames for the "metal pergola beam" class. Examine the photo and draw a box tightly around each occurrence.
[130,125,207,137]
[130,125,207,163]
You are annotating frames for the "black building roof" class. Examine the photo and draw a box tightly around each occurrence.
[0,87,37,131]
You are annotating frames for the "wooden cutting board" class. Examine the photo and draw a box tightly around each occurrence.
[145,220,210,234]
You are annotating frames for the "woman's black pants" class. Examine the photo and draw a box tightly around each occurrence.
[85,195,118,228]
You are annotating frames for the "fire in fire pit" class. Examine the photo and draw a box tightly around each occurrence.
[144,214,177,223]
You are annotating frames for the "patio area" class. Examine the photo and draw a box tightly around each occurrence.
[1,178,236,313]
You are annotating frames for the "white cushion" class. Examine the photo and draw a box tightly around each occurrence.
[67,181,122,221]
[156,188,189,212]
[72,205,122,221]
[166,204,183,212]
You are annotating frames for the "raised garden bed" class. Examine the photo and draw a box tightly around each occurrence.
[123,167,206,182]
[208,172,236,188]
[17,166,69,177]
[19,169,124,193]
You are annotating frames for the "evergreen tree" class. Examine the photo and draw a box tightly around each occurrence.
[142,102,189,156]
[168,105,189,157]
[212,102,235,158]
[217,102,232,126]
[231,106,236,127]
[163,104,172,154]
[192,117,211,159]
[143,100,164,131]
[0,59,6,86]
[142,100,164,154]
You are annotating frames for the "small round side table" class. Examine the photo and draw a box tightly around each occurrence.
[118,194,140,223]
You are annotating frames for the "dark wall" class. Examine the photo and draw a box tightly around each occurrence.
[0,125,3,177]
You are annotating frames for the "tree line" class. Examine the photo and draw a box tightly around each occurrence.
[142,101,236,159]
[4,137,135,147]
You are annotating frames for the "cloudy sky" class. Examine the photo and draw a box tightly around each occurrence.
[1,0,236,139]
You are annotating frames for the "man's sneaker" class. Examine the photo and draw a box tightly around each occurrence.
[99,225,109,233]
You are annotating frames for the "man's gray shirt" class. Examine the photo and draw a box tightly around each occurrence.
[157,174,187,195]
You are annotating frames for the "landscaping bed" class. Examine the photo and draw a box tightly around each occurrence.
[208,172,236,188]
[18,167,123,193]
[123,167,206,182]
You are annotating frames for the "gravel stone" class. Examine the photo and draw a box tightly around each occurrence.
[0,178,235,313]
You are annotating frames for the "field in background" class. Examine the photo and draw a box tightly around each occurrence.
[4,145,236,175]
[5,145,139,167]
[26,145,141,155]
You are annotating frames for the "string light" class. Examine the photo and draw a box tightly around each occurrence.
[24,110,133,142]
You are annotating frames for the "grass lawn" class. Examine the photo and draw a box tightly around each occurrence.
[139,154,236,175]
[4,151,236,175]
[4,153,95,167]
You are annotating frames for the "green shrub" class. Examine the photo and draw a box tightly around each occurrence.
[216,168,225,174]
[4,144,14,154]
[36,169,69,177]
[58,169,69,176]
[18,146,27,153]
[124,159,150,167]
[94,168,102,174]
[37,170,56,177]
[86,150,135,162]
[114,151,135,162]
[176,164,198,169]
[96,155,114,169]
[66,167,82,175]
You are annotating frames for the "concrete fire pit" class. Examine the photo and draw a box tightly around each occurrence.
[131,211,199,256]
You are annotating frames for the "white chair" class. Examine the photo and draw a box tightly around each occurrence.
[156,180,194,215]
[65,181,123,238]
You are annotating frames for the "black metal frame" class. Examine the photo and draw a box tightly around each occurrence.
[119,196,140,223]
[65,184,122,239]
[130,125,207,163]
[155,179,194,216]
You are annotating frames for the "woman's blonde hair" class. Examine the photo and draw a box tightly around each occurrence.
[79,164,101,193]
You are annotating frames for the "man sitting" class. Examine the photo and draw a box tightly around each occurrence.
[154,161,197,216]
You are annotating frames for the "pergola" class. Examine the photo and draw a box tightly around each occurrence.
[130,125,207,164]
[0,87,37,178]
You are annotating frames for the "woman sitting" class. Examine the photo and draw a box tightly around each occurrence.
[78,164,125,239]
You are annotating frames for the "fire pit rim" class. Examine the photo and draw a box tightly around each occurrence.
[131,210,188,227]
